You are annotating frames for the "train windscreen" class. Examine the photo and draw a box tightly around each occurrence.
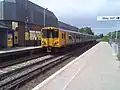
[42,29,58,38]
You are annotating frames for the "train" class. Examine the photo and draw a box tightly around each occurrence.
[0,0,96,49]
[41,22,96,52]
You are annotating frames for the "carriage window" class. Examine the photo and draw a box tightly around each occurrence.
[76,35,78,39]
[82,35,83,38]
[78,35,80,39]
[62,33,64,39]
[64,33,66,38]
[69,35,72,40]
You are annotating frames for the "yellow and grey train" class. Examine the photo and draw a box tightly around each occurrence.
[41,27,95,52]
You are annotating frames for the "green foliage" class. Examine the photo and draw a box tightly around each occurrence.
[103,35,109,42]
[79,27,94,35]
[99,34,104,38]
[104,31,120,42]
[107,31,120,40]
[95,35,99,39]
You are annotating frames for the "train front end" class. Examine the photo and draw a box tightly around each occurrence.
[41,27,60,52]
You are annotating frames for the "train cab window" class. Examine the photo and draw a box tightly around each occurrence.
[53,30,58,38]
[42,29,53,38]
[42,29,47,38]
[42,29,58,38]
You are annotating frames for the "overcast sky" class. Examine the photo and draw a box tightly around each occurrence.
[30,0,120,35]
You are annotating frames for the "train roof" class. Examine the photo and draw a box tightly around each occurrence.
[58,21,79,32]
[42,26,94,37]
[60,28,94,37]
[58,21,94,37]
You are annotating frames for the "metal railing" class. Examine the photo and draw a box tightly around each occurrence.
[109,39,120,60]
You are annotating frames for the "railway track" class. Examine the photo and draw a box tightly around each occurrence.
[0,54,54,80]
[0,52,73,90]
[0,53,48,68]
[0,41,98,90]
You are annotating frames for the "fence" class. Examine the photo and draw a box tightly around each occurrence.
[109,39,120,60]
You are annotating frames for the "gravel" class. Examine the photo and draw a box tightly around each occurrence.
[18,43,95,90]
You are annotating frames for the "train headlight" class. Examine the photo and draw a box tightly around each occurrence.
[42,41,46,45]
[54,41,59,45]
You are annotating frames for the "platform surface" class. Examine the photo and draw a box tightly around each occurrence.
[32,42,120,90]
[0,46,42,54]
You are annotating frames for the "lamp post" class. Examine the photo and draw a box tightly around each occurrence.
[25,0,28,46]
[25,16,28,31]
[44,8,48,27]
[116,21,119,42]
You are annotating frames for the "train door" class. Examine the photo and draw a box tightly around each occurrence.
[47,30,53,47]
[53,29,59,47]
[64,32,67,46]
[74,33,76,44]
[71,33,74,44]
[68,33,72,45]
[80,34,82,43]
[65,32,69,46]
[61,32,66,47]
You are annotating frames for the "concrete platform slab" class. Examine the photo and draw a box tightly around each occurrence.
[32,42,120,90]
[0,46,42,54]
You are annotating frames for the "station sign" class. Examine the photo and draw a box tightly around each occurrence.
[97,16,120,21]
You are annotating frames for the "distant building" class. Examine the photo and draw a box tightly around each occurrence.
[0,0,58,27]
[0,0,58,47]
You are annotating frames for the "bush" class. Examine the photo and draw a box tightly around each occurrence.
[103,36,109,42]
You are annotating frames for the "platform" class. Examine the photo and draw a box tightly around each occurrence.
[32,42,120,90]
[0,46,42,55]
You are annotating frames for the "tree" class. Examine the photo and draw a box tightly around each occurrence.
[79,28,85,33]
[107,31,120,40]
[105,30,120,42]
[95,35,99,39]
[103,35,109,42]
[99,34,104,38]
[79,27,94,35]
